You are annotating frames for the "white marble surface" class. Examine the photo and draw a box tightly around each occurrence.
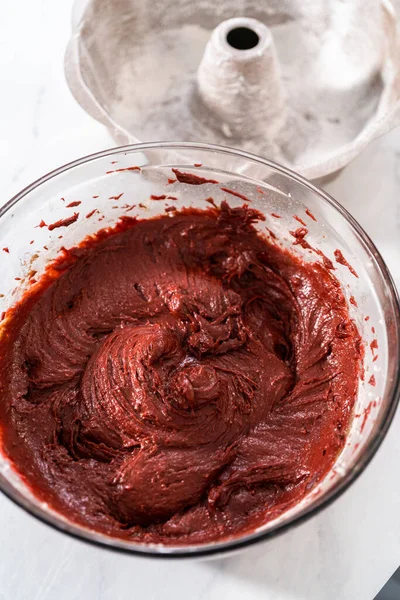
[1,1,400,599]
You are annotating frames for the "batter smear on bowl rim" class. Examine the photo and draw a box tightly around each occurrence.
[0,202,361,544]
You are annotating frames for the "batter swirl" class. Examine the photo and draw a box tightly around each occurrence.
[0,203,361,544]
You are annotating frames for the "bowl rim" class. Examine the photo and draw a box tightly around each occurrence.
[1,140,399,558]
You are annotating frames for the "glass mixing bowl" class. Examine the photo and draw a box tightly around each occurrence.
[0,142,399,558]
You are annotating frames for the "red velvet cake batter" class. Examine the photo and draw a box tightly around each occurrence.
[0,203,361,544]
